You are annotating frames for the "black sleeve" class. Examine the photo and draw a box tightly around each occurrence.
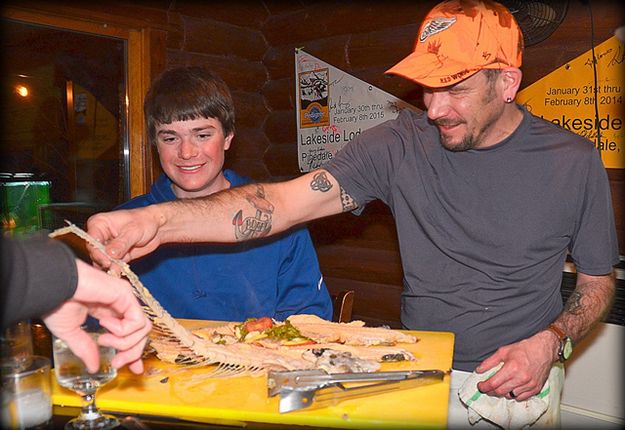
[1,235,78,329]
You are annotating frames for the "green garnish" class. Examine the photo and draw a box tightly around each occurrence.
[235,318,261,341]
[264,320,310,341]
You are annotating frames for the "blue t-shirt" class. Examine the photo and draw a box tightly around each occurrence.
[117,170,332,322]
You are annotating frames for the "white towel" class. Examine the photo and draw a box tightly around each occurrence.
[459,363,556,430]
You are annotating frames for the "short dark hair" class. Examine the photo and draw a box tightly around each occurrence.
[144,66,235,145]
[482,69,501,88]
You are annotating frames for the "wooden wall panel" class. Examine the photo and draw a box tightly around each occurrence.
[347,25,419,70]
[310,201,400,249]
[173,0,268,29]
[262,1,435,46]
[264,37,350,81]
[229,128,270,160]
[224,158,270,181]
[7,0,171,31]
[324,276,403,329]
[262,77,294,110]
[263,110,300,176]
[181,16,267,60]
[166,50,266,93]
[262,0,308,15]
[231,91,269,129]
[263,144,300,179]
[163,10,184,50]
[315,244,403,286]
[264,110,296,145]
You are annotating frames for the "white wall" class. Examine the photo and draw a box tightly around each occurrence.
[561,322,624,423]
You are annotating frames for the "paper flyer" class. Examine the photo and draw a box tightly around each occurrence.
[517,36,624,168]
[295,49,418,172]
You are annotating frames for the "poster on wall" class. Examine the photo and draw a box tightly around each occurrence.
[517,36,624,169]
[295,49,417,172]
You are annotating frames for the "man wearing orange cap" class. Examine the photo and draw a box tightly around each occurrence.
[86,0,617,427]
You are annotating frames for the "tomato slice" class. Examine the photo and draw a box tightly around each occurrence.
[243,316,273,333]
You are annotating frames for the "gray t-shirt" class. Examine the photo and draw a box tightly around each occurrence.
[324,106,619,371]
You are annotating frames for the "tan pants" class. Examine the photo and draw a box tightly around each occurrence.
[447,364,564,429]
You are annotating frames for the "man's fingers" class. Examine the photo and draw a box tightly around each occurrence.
[509,385,534,401]
[104,236,132,261]
[127,359,145,375]
[86,242,113,270]
[110,338,149,372]
[60,330,101,373]
[97,320,152,352]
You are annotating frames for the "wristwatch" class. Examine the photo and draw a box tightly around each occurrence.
[546,324,573,362]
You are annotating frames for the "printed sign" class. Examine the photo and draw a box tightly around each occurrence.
[517,36,624,168]
[295,49,418,172]
[298,68,330,128]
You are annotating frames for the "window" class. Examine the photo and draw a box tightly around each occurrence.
[1,6,162,233]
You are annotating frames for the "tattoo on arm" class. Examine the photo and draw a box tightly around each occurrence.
[557,273,615,342]
[340,187,358,212]
[563,291,583,315]
[232,184,273,241]
[309,171,358,212]
[310,172,333,192]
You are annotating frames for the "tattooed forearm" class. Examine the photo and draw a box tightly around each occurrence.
[557,273,615,343]
[310,172,333,192]
[340,187,358,212]
[563,291,583,315]
[232,184,273,241]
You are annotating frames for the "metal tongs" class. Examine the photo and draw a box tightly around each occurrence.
[267,368,446,413]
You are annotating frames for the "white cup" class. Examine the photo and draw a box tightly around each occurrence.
[1,355,52,429]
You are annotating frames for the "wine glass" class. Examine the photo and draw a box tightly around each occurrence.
[52,325,118,430]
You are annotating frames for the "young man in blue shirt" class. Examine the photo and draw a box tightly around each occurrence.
[117,66,332,322]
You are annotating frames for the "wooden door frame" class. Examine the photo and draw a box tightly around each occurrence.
[2,5,166,196]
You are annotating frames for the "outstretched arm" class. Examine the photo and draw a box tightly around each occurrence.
[88,169,356,267]
[1,236,151,374]
[476,271,615,401]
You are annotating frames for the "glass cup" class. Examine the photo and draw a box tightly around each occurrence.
[1,321,34,373]
[52,326,118,430]
[1,355,53,429]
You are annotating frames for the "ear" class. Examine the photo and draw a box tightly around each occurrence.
[224,132,234,151]
[501,67,523,102]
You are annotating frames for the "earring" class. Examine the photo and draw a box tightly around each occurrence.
[506,97,513,103]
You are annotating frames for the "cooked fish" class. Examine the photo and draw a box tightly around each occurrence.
[287,314,417,345]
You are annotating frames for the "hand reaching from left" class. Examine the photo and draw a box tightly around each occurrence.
[42,259,151,374]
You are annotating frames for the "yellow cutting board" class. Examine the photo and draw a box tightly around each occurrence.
[52,320,454,429]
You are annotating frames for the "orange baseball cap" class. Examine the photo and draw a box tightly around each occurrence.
[385,0,523,88]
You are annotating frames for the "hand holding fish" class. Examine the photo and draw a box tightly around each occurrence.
[87,206,163,268]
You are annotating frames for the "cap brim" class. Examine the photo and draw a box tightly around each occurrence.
[385,51,482,88]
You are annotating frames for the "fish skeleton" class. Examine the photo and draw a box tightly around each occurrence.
[50,221,417,378]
